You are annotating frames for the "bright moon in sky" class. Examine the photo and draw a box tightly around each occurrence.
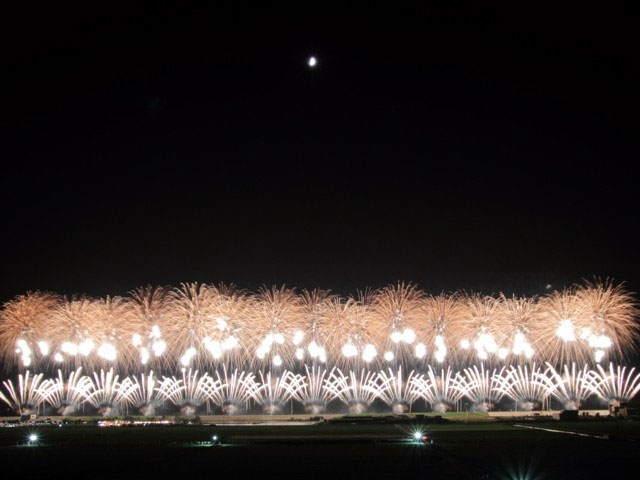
[308,56,317,67]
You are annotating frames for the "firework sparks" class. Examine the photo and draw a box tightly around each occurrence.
[156,369,218,417]
[126,371,160,416]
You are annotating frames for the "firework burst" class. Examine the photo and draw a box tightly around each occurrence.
[0,281,637,372]
[155,369,217,417]
[126,371,160,416]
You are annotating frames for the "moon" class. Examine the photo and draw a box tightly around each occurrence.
[307,56,317,67]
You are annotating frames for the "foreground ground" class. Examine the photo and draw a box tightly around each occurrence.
[1,418,639,479]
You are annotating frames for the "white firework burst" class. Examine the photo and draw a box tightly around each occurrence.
[291,365,332,414]
[375,366,422,413]
[493,364,549,410]
[0,370,48,415]
[253,370,304,414]
[156,369,218,417]
[410,365,465,412]
[586,362,640,404]
[41,367,91,415]
[324,368,379,414]
[81,368,139,416]
[126,371,160,416]
[210,366,259,414]
[540,362,592,410]
[456,364,506,411]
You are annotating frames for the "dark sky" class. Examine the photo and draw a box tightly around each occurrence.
[1,4,638,301]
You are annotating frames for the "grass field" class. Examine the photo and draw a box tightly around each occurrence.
[1,419,639,479]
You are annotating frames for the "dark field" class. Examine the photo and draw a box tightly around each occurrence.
[2,420,639,479]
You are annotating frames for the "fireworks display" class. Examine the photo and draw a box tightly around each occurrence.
[0,280,638,415]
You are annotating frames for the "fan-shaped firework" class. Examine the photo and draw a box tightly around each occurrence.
[540,363,592,410]
[253,370,304,414]
[411,365,465,412]
[0,371,48,415]
[210,366,258,414]
[126,372,160,416]
[156,369,217,417]
[455,364,506,411]
[324,368,379,413]
[81,368,139,417]
[1,363,639,416]
[493,364,550,411]
[41,367,90,415]
[291,365,332,414]
[586,362,640,404]
[375,366,423,413]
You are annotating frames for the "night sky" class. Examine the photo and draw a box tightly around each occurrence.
[1,5,638,302]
